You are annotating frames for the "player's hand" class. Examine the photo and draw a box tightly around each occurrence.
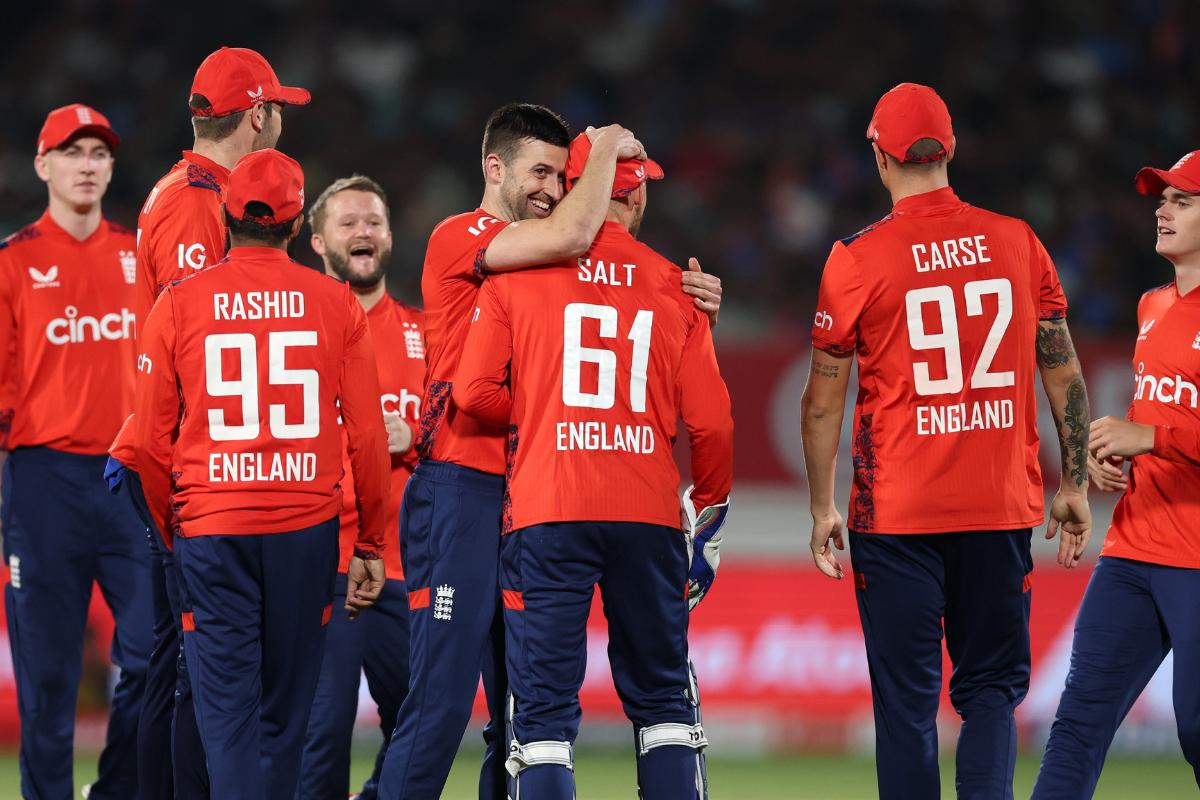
[1087,452,1127,493]
[383,413,413,454]
[681,258,722,326]
[1089,416,1154,461]
[1046,490,1092,569]
[585,124,646,161]
[810,510,845,580]
[345,556,386,619]
[682,488,730,611]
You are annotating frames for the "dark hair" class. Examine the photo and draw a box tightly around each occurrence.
[307,174,390,234]
[190,100,274,143]
[481,103,570,164]
[224,202,298,246]
[899,137,948,166]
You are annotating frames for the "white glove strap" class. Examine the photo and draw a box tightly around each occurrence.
[638,722,709,755]
[505,739,574,776]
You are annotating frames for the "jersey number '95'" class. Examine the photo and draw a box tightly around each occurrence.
[562,303,653,412]
[905,278,1015,396]
[204,331,320,441]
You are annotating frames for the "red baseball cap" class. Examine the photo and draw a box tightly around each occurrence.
[190,47,311,117]
[564,132,664,198]
[37,104,120,156]
[866,83,954,163]
[224,149,305,224]
[1135,151,1200,196]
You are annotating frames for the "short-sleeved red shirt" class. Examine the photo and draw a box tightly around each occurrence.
[415,209,510,475]
[132,247,389,553]
[454,221,734,532]
[337,295,424,578]
[812,187,1067,533]
[0,212,137,453]
[1102,283,1200,568]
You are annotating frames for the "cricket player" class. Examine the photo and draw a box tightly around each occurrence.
[454,132,733,800]
[1032,152,1200,796]
[0,104,153,800]
[105,45,309,800]
[800,83,1092,799]
[377,103,722,799]
[297,175,421,800]
[131,149,389,800]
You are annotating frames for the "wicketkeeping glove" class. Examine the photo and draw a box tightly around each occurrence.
[682,486,730,611]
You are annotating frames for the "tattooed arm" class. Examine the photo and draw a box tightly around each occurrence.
[1036,312,1093,568]
[801,346,853,579]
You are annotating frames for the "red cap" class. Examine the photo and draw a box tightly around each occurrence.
[37,104,120,156]
[1136,151,1200,196]
[866,83,954,163]
[564,133,664,198]
[190,47,311,117]
[224,149,305,224]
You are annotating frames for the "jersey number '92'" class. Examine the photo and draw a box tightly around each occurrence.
[562,303,653,412]
[905,278,1015,396]
[204,331,320,441]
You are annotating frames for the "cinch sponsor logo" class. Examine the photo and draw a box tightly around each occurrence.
[813,310,833,331]
[1134,361,1199,408]
[381,390,420,418]
[45,306,136,345]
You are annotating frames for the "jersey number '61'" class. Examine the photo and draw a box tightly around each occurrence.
[562,303,653,413]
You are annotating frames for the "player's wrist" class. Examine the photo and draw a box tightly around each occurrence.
[353,546,381,561]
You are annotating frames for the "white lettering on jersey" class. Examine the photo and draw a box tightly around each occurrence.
[208,451,318,482]
[213,291,306,321]
[467,215,500,237]
[915,399,1015,435]
[814,311,833,331]
[137,353,153,374]
[381,390,421,419]
[45,306,136,345]
[1134,361,1199,408]
[576,258,636,287]
[178,242,207,270]
[912,235,990,273]
[555,421,656,453]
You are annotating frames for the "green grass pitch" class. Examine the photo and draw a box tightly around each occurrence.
[0,748,1187,798]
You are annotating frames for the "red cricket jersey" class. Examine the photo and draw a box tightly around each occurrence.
[0,212,137,454]
[110,151,231,468]
[337,295,425,578]
[415,209,510,475]
[454,221,734,532]
[1101,283,1200,568]
[811,187,1067,533]
[132,246,389,554]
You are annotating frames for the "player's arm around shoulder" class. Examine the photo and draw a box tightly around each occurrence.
[452,277,513,425]
[1035,310,1093,568]
[338,291,389,616]
[483,125,640,271]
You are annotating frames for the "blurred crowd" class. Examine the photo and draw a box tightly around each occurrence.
[1,0,1196,337]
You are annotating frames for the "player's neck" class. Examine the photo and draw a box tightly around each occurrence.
[1172,260,1200,296]
[351,280,387,311]
[887,173,951,207]
[191,137,246,173]
[46,195,102,241]
[479,187,515,223]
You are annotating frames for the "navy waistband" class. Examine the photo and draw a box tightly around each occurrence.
[413,459,504,493]
[10,446,110,468]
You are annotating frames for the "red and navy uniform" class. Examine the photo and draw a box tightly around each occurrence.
[1036,283,1200,796]
[299,296,424,800]
[0,212,153,800]
[813,188,1066,798]
[108,149,230,800]
[453,221,734,798]
[132,247,389,799]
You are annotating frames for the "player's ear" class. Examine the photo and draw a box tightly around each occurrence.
[310,232,325,256]
[483,153,504,185]
[33,154,50,182]
[249,102,267,134]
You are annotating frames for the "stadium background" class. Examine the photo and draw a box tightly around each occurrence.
[1,0,1198,796]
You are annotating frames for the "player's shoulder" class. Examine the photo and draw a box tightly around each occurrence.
[147,164,223,216]
[1138,281,1178,316]
[386,295,424,324]
[837,212,898,250]
[105,219,135,242]
[0,221,42,254]
[429,210,504,245]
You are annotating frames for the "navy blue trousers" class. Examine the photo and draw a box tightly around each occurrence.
[1033,556,1200,798]
[297,571,410,800]
[2,447,154,800]
[175,518,339,800]
[115,467,208,800]
[377,461,507,800]
[849,529,1033,800]
[502,522,697,800]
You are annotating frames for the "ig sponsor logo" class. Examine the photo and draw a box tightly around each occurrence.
[178,242,207,271]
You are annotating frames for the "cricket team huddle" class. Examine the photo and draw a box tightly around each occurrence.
[0,43,1196,800]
